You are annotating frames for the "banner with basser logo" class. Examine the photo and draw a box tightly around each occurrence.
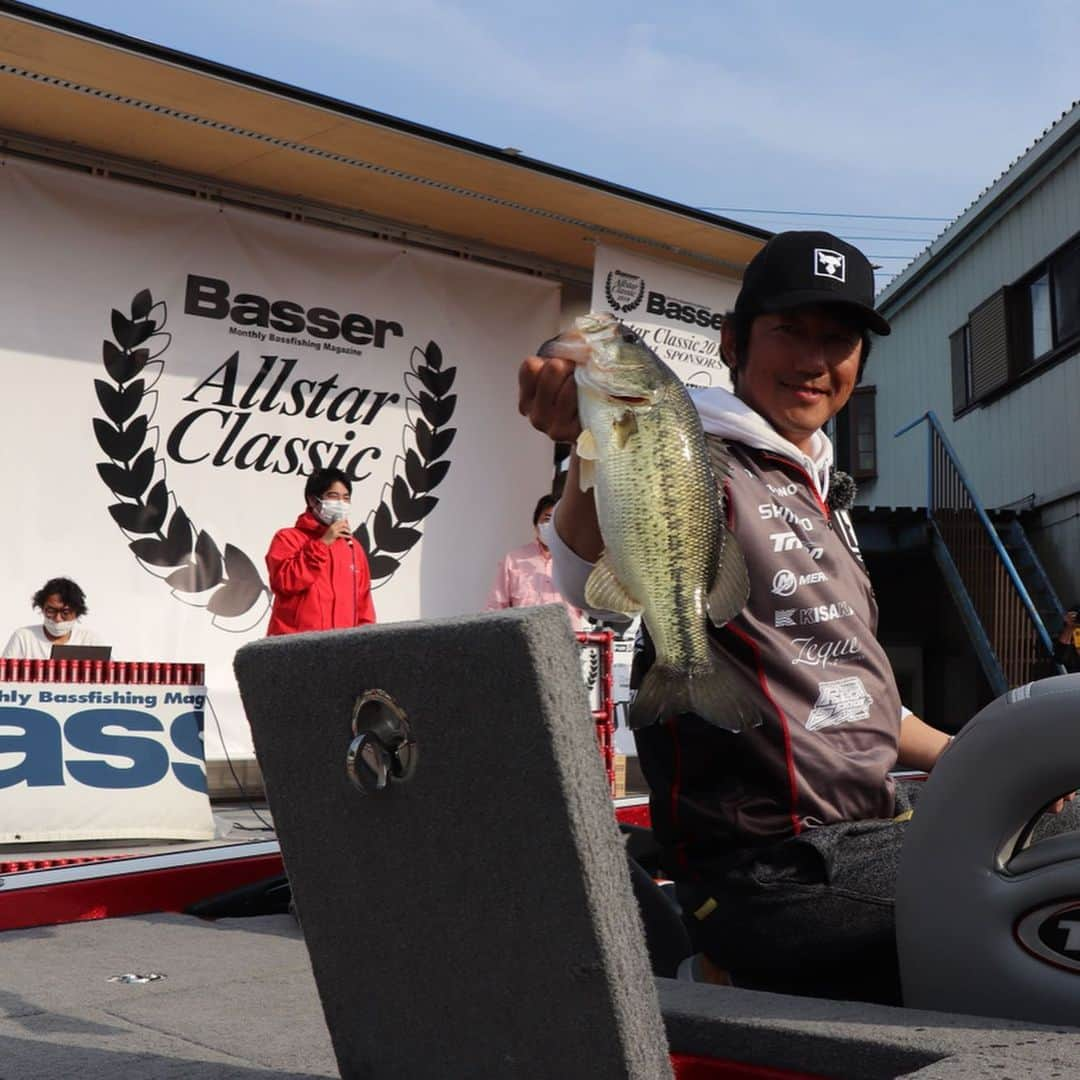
[0,682,213,842]
[591,244,739,387]
[0,158,560,766]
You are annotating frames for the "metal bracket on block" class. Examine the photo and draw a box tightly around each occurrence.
[345,689,418,795]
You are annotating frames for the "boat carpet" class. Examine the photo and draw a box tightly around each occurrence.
[0,911,336,1078]
[1,910,1080,1077]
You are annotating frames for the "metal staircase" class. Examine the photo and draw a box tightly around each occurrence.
[896,411,1064,695]
[994,516,1066,638]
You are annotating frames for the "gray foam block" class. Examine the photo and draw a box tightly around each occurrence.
[234,606,672,1079]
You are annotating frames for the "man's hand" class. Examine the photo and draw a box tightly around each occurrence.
[1048,790,1078,815]
[518,355,581,444]
[321,518,352,545]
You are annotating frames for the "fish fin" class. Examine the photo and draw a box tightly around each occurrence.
[612,410,638,449]
[707,528,750,627]
[576,428,599,460]
[584,554,642,616]
[578,457,596,493]
[576,428,598,492]
[629,658,761,734]
[706,435,735,483]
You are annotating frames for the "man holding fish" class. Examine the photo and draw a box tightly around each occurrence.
[518,232,954,1003]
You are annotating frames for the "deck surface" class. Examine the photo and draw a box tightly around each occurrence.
[0,912,337,1079]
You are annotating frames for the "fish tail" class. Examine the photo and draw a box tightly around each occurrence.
[629,656,760,733]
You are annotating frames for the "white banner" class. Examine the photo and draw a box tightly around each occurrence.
[0,682,213,842]
[0,158,560,764]
[591,244,739,387]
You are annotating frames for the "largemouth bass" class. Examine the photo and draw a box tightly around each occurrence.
[539,313,756,732]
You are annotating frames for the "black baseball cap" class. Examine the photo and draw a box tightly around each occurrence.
[735,230,891,336]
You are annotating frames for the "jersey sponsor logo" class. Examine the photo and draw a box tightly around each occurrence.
[834,509,864,563]
[758,503,813,531]
[766,482,798,498]
[805,676,873,731]
[791,635,862,669]
[769,531,823,559]
[770,569,830,597]
[774,601,854,628]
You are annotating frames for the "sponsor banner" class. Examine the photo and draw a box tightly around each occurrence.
[591,244,739,387]
[0,683,214,841]
[0,159,561,763]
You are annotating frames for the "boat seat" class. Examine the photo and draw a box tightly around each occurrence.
[896,672,1080,1024]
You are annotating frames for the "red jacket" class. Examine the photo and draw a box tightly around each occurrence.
[265,510,376,636]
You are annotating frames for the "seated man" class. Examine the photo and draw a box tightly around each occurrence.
[517,232,951,1004]
[3,576,102,658]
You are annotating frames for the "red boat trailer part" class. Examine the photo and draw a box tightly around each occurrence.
[0,840,282,931]
[671,1055,828,1079]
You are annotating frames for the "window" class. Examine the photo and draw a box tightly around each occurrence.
[950,232,1080,414]
[1029,272,1053,363]
[1053,240,1080,343]
[950,324,973,414]
[835,386,877,480]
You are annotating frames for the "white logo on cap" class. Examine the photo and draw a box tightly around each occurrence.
[814,249,846,281]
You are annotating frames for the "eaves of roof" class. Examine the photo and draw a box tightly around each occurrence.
[0,1,770,279]
[876,99,1080,318]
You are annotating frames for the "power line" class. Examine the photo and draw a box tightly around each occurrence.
[699,207,953,223]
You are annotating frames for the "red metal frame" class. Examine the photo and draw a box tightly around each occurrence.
[0,841,283,931]
[577,629,616,794]
[0,658,205,684]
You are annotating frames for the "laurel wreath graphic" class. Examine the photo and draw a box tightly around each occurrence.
[355,341,457,584]
[93,289,269,630]
[604,271,645,314]
[94,290,455,629]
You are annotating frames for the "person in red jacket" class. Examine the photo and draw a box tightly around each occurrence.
[265,468,376,636]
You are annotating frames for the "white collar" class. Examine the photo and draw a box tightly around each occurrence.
[689,386,834,500]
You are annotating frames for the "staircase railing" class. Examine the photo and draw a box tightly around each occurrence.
[895,411,1059,690]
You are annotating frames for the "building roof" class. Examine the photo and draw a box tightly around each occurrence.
[0,1,769,280]
[876,99,1080,316]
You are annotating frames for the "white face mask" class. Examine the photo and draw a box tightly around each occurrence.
[315,498,350,525]
[44,616,75,638]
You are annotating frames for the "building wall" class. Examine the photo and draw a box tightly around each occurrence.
[861,146,1080,604]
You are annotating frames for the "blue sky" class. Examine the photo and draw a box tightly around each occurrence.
[31,1,1080,286]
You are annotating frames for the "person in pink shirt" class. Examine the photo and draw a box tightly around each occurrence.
[485,495,584,628]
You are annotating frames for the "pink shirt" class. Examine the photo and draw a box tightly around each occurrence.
[485,541,584,629]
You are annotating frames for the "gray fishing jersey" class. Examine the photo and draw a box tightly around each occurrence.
[635,437,902,866]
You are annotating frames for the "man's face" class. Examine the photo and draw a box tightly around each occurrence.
[725,305,863,453]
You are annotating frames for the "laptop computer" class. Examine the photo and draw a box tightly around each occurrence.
[50,644,113,661]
